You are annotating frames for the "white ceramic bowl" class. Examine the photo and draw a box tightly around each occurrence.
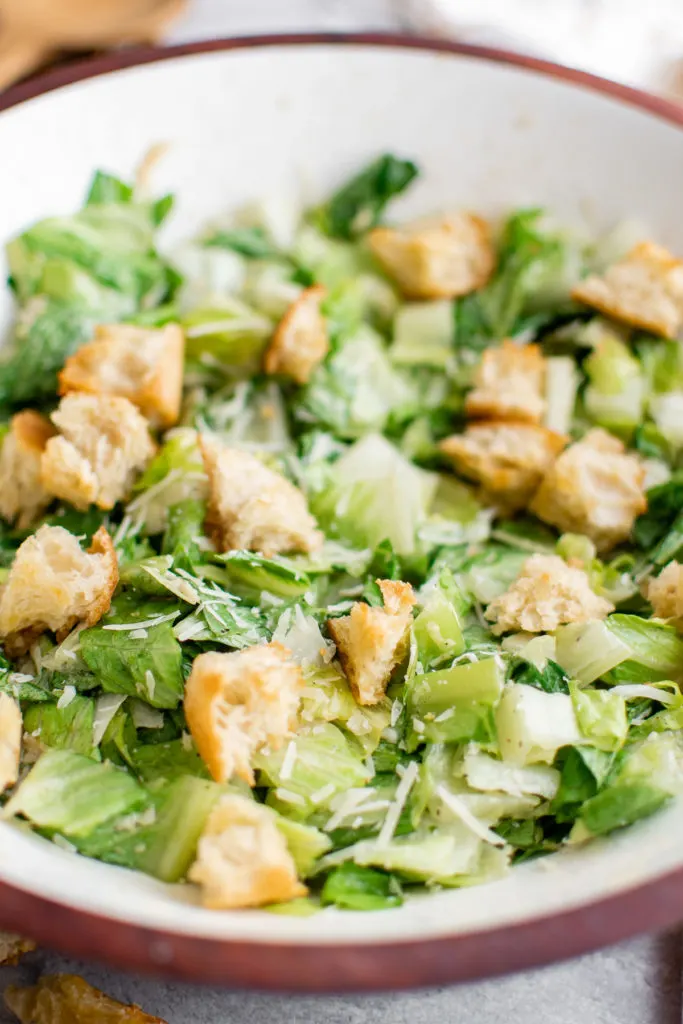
[1,35,683,991]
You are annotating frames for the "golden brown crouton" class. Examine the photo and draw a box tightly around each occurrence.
[440,422,568,512]
[264,285,328,385]
[42,393,156,511]
[0,525,118,656]
[59,323,185,429]
[5,973,166,1023]
[572,242,683,339]
[327,579,415,706]
[184,644,304,785]
[529,428,647,553]
[0,933,36,966]
[647,561,683,629]
[485,553,614,635]
[0,693,21,793]
[368,213,495,299]
[0,411,56,529]
[200,436,322,556]
[189,793,306,910]
[466,340,546,424]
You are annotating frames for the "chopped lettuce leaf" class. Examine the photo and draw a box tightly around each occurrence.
[575,781,671,838]
[23,695,97,758]
[570,684,628,752]
[496,684,580,766]
[321,862,403,910]
[255,723,372,820]
[73,775,221,881]
[4,750,145,836]
[80,598,185,709]
[314,154,418,239]
[311,432,437,556]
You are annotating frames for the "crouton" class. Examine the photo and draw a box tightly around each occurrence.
[58,322,185,428]
[5,973,166,1023]
[200,437,322,556]
[0,693,21,793]
[440,422,568,512]
[466,340,546,424]
[189,793,306,910]
[42,393,155,511]
[368,213,495,299]
[0,411,55,529]
[0,933,36,966]
[327,579,415,706]
[647,561,683,629]
[0,525,118,656]
[184,644,304,785]
[529,428,647,553]
[572,242,683,339]
[485,553,614,635]
[264,285,328,385]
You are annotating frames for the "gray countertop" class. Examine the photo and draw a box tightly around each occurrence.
[0,932,680,1023]
[1,3,682,1021]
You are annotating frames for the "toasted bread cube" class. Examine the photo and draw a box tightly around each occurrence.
[0,411,56,529]
[189,793,306,910]
[42,393,155,511]
[0,694,21,793]
[59,322,185,428]
[264,285,328,385]
[529,428,647,553]
[327,579,415,706]
[486,553,614,635]
[647,561,683,629]
[368,213,495,299]
[440,422,567,512]
[5,973,165,1023]
[200,437,322,556]
[0,525,118,656]
[0,933,36,966]
[572,242,683,339]
[184,644,304,785]
[466,340,546,424]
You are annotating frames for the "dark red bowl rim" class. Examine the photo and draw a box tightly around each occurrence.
[2,33,683,992]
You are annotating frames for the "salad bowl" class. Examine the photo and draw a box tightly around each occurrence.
[0,34,683,991]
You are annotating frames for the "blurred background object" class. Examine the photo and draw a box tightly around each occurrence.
[1,0,682,100]
[0,0,186,91]
[400,0,683,97]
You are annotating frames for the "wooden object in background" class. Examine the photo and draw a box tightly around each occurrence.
[0,0,186,90]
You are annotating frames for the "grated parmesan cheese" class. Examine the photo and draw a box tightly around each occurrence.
[52,835,77,854]
[56,684,76,710]
[280,740,298,781]
[145,670,156,701]
[436,785,507,847]
[103,610,180,631]
[324,788,375,831]
[376,760,419,848]
[310,782,336,806]
[274,787,306,806]
[92,693,127,745]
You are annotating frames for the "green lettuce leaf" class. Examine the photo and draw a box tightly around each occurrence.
[73,775,221,882]
[3,750,146,837]
[314,154,418,239]
[321,862,403,910]
[23,695,96,757]
[80,598,185,709]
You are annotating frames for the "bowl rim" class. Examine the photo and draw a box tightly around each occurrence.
[2,32,683,991]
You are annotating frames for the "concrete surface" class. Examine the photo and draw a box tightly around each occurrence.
[0,932,680,1022]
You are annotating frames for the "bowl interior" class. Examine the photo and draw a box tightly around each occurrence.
[1,40,683,950]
